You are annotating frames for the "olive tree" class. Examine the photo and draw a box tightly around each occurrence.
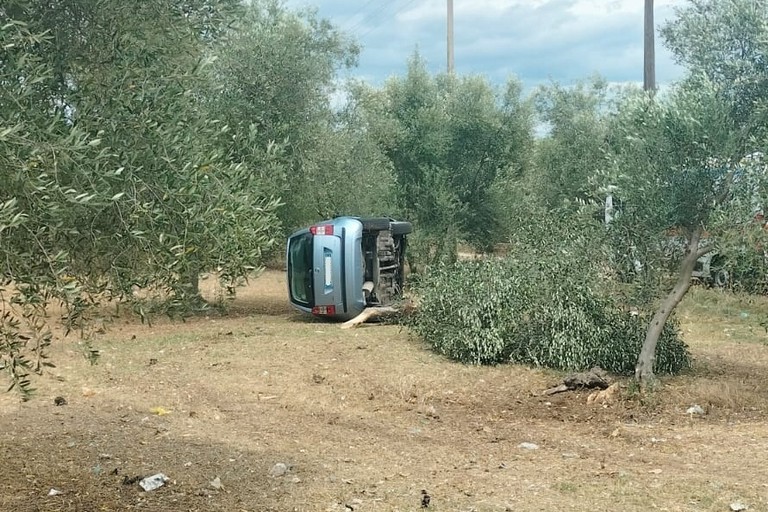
[609,0,768,382]
[0,14,108,396]
[1,1,282,396]
[354,53,534,265]
[532,77,614,209]
[662,0,768,138]
[202,1,390,231]
[605,81,739,382]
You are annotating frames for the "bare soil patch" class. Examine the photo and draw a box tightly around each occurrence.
[2,273,768,511]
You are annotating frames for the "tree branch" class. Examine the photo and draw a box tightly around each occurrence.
[340,306,400,329]
[714,166,737,205]
[696,244,715,259]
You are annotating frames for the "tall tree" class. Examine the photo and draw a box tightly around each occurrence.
[357,53,533,261]
[0,12,106,395]
[623,0,768,382]
[606,82,738,382]
[0,0,282,395]
[532,77,614,210]
[41,0,281,301]
[662,0,768,139]
[204,0,366,230]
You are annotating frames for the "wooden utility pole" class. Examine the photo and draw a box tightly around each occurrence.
[447,0,454,74]
[643,0,656,91]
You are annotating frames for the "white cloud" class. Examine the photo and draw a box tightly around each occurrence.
[284,0,688,90]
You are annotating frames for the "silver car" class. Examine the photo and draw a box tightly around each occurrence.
[287,217,412,320]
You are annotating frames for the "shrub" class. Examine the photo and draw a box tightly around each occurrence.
[727,246,768,294]
[408,259,525,364]
[407,257,691,376]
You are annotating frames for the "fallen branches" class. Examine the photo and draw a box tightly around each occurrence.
[340,306,400,329]
[542,367,610,396]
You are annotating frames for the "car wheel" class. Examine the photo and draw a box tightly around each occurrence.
[361,217,392,232]
[712,267,730,288]
[390,221,412,236]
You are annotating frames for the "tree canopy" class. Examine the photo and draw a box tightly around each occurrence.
[4,0,768,396]
[352,53,533,261]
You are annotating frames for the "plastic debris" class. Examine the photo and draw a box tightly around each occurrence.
[686,405,705,415]
[730,502,748,511]
[139,473,169,491]
[518,442,539,450]
[269,462,289,477]
[48,488,63,496]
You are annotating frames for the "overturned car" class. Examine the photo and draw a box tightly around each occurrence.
[287,217,412,320]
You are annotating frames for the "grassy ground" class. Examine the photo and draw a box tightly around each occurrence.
[1,271,768,511]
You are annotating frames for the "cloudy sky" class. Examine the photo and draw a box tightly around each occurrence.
[283,0,688,91]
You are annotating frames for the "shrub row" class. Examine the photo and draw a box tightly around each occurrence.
[407,258,690,375]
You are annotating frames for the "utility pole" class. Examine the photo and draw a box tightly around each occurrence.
[643,0,656,91]
[447,0,454,74]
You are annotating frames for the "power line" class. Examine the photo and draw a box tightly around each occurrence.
[356,0,419,40]
[341,0,381,33]
[344,1,400,34]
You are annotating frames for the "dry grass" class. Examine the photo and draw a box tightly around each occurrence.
[1,273,768,511]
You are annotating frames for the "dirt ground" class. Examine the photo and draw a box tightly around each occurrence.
[2,271,768,512]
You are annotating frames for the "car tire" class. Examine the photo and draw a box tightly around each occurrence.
[712,267,730,288]
[361,217,392,232]
[390,221,413,236]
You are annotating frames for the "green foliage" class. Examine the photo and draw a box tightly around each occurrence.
[606,83,736,225]
[725,248,768,294]
[58,0,282,303]
[408,258,690,375]
[407,203,691,374]
[0,14,95,397]
[409,259,520,365]
[356,53,534,263]
[593,81,740,308]
[4,0,282,302]
[710,154,768,294]
[289,101,397,225]
[0,1,283,395]
[662,0,768,139]
[203,1,380,230]
[531,77,615,209]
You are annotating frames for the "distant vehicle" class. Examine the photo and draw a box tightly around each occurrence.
[663,235,731,288]
[286,217,412,320]
[605,190,733,288]
[604,153,768,289]
[692,249,731,288]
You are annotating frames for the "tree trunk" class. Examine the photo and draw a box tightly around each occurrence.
[340,306,400,329]
[635,226,706,383]
[187,271,200,297]
[183,264,202,304]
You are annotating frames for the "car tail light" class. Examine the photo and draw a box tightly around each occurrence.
[312,305,336,316]
[310,224,334,236]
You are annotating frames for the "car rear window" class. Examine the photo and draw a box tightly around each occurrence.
[287,232,314,307]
